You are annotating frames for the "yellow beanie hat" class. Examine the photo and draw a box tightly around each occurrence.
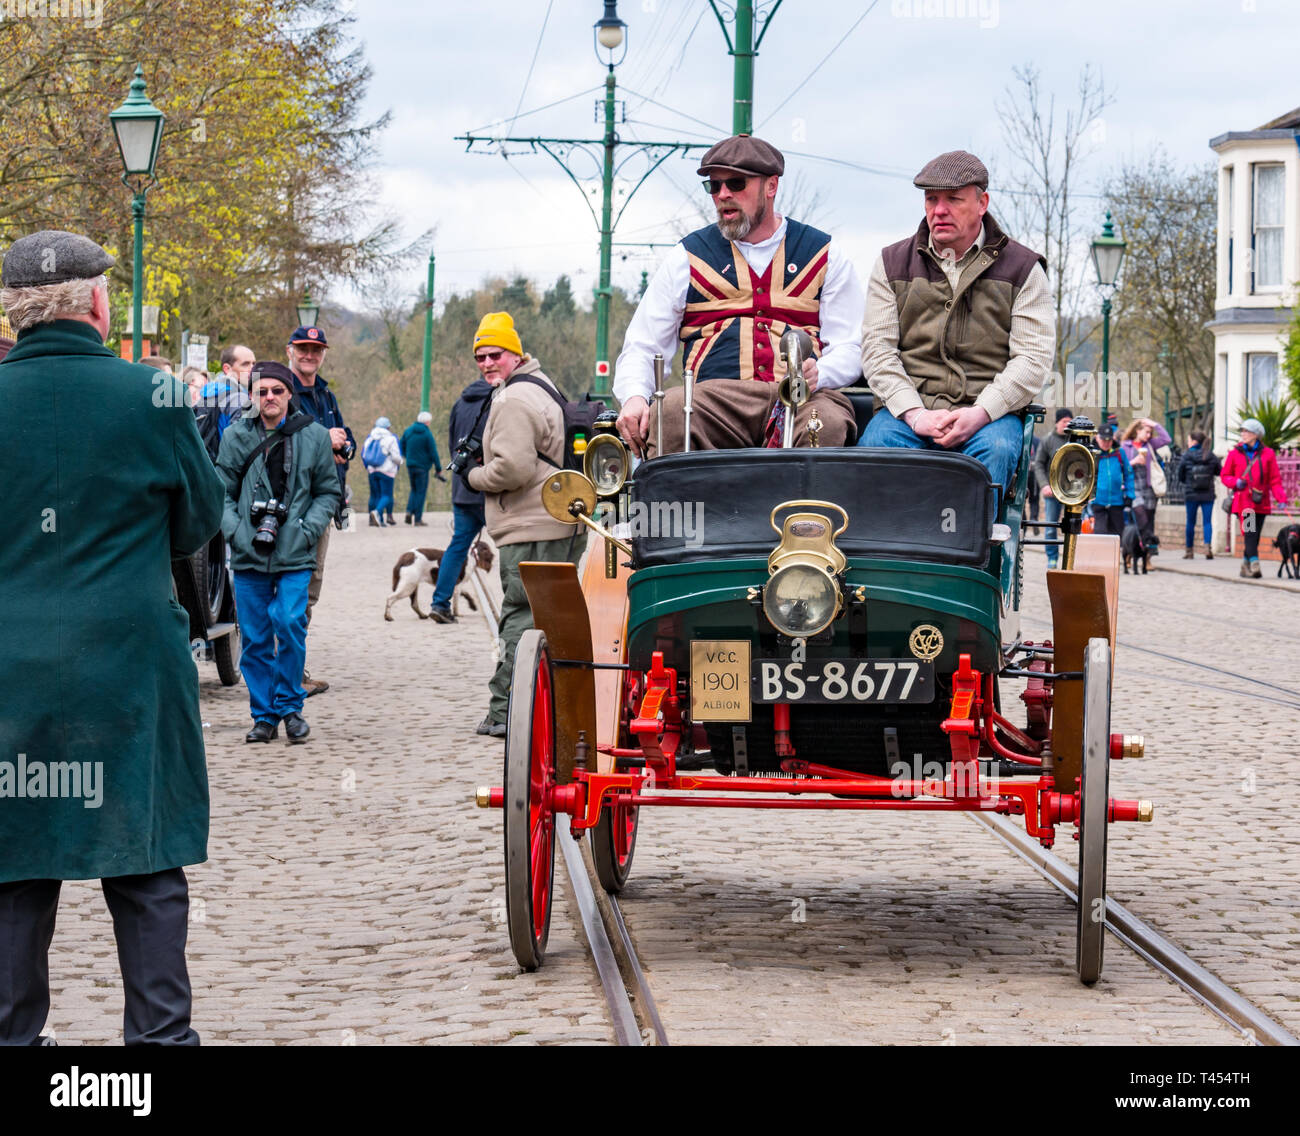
[473,311,523,356]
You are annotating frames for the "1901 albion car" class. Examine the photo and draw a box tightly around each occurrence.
[476,348,1152,985]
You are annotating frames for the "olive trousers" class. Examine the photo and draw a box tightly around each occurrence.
[487,534,581,725]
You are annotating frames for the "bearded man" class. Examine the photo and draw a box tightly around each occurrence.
[614,135,863,454]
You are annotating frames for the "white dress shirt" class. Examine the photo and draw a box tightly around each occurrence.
[613,217,866,405]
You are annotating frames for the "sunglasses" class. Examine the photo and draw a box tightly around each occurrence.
[702,175,753,196]
[474,349,505,363]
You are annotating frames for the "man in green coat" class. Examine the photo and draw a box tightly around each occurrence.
[0,231,224,1046]
[216,362,341,743]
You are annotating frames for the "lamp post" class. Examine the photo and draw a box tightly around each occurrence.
[421,250,435,413]
[1090,211,1126,424]
[109,65,165,363]
[593,1,627,398]
[296,290,320,329]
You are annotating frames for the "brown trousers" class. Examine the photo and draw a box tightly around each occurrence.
[645,379,855,457]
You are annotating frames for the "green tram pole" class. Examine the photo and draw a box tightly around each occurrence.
[594,67,617,395]
[709,1,782,136]
[420,250,435,413]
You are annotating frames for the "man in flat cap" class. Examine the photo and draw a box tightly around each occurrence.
[858,150,1054,492]
[615,134,863,453]
[0,231,224,1044]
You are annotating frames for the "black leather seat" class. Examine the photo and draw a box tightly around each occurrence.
[629,448,997,568]
[839,385,874,442]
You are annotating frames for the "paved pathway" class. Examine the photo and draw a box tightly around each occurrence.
[43,514,612,1046]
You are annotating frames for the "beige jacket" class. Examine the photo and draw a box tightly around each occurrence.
[466,357,573,545]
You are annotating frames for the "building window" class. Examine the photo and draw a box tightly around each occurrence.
[1225,165,1234,295]
[1251,163,1284,291]
[1246,352,1279,402]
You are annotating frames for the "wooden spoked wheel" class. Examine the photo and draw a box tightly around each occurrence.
[1076,637,1111,985]
[504,630,557,971]
[591,791,639,894]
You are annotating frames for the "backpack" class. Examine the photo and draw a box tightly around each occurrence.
[362,434,386,468]
[507,375,608,471]
[1183,452,1215,494]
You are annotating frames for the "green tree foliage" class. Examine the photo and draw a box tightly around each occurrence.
[1235,393,1300,451]
[494,275,535,317]
[0,0,420,359]
[540,275,576,322]
[1284,298,1300,405]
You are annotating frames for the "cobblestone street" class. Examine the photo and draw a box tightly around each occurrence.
[44,514,611,1046]
[40,522,1299,1046]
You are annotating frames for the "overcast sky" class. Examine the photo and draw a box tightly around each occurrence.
[344,0,1299,317]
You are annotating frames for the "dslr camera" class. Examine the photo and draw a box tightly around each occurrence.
[448,435,484,477]
[250,498,290,550]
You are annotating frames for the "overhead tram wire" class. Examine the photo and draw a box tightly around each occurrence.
[757,0,881,129]
[465,87,602,136]
[501,0,555,143]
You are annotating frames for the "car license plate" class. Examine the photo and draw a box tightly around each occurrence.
[752,658,934,704]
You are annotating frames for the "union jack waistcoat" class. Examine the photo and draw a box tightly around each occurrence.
[679,218,832,385]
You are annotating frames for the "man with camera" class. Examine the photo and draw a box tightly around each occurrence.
[286,324,354,696]
[216,362,342,743]
[460,312,578,738]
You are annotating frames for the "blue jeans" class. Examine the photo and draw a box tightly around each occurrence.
[406,467,430,521]
[432,502,487,608]
[1185,499,1213,548]
[1043,495,1063,567]
[367,472,395,522]
[232,569,312,723]
[859,408,1024,496]
[367,471,383,514]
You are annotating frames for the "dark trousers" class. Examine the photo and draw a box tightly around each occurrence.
[0,868,198,1046]
[406,466,430,521]
[1241,511,1264,560]
[1091,504,1125,536]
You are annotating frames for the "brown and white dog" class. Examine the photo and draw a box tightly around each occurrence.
[384,541,494,621]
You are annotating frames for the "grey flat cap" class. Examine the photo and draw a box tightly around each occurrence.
[697,134,784,177]
[1,230,115,288]
[913,150,989,191]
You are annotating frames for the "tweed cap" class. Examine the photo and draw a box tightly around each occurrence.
[1,230,115,288]
[913,150,989,191]
[697,134,784,177]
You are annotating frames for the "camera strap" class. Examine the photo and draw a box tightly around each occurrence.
[234,411,313,499]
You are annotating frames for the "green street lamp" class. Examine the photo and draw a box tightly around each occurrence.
[1090,211,1126,424]
[592,0,627,397]
[109,65,165,363]
[296,290,320,329]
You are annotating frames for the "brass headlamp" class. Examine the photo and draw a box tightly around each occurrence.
[762,500,848,638]
[1048,416,1099,570]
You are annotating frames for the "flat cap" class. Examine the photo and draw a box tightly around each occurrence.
[697,134,784,177]
[1,230,115,288]
[913,150,989,191]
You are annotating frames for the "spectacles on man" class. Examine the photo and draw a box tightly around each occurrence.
[702,175,752,196]
[474,349,505,364]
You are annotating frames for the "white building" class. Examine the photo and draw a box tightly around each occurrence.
[1208,106,1298,452]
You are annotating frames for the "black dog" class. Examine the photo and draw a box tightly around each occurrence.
[1275,523,1300,579]
[1122,523,1150,574]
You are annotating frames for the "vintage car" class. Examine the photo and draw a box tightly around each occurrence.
[476,368,1151,985]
